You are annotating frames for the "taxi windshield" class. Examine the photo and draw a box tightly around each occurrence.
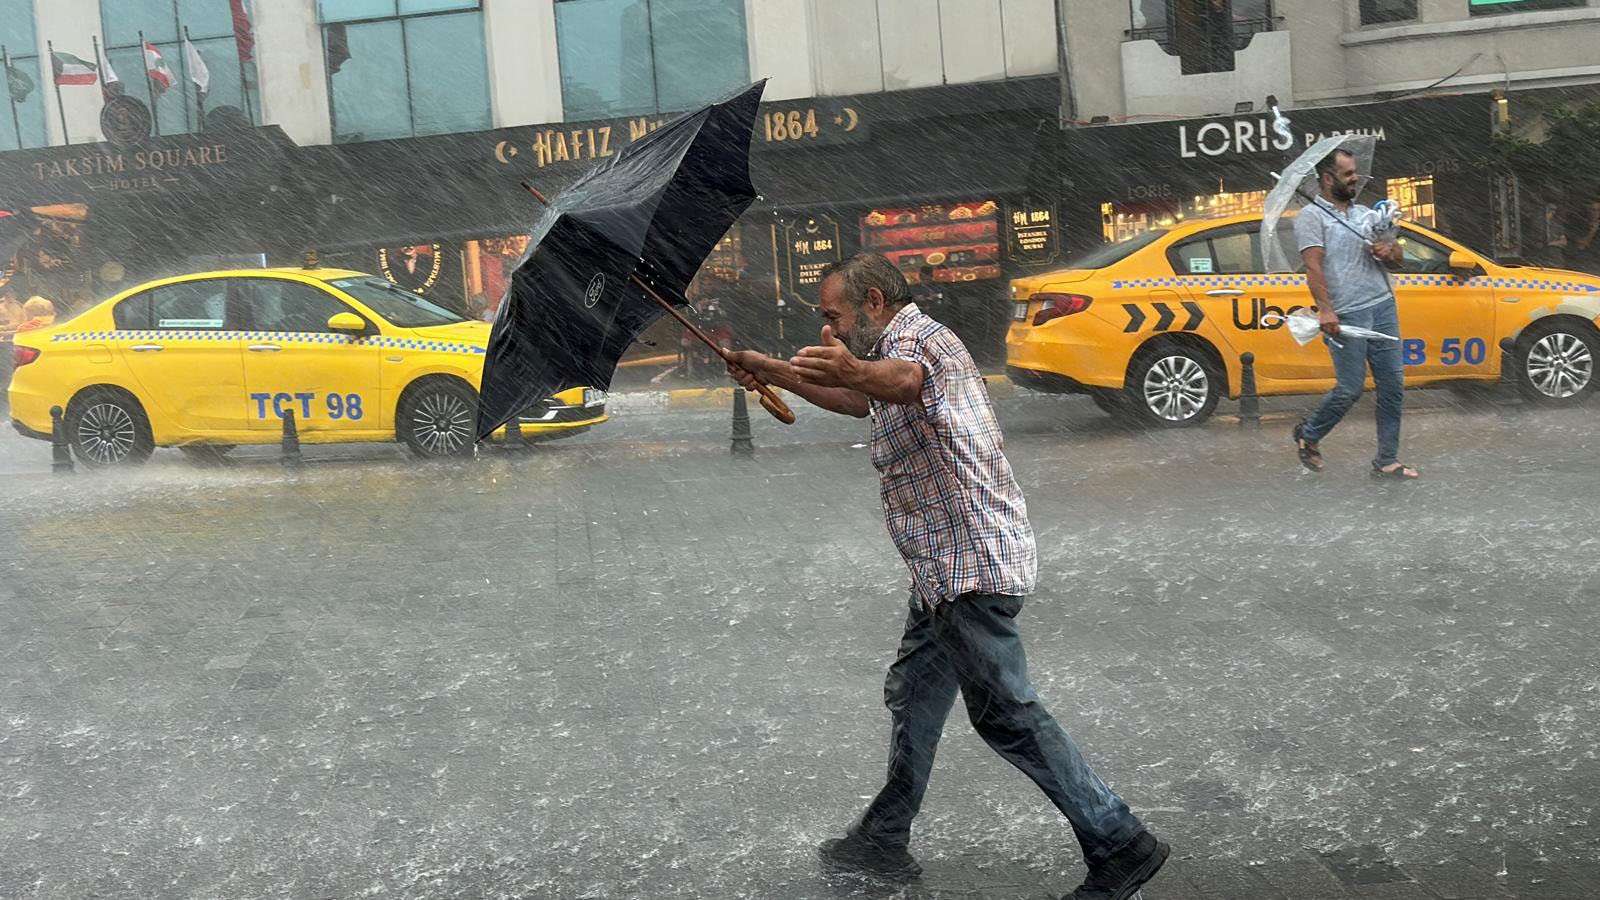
[330,277,467,328]
[1061,229,1169,271]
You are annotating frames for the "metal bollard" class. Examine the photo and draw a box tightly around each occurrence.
[1238,352,1261,428]
[280,409,302,467]
[50,405,73,474]
[730,387,754,456]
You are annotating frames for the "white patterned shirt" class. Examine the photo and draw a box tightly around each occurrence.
[868,303,1037,609]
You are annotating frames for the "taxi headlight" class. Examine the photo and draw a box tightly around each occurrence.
[583,388,606,407]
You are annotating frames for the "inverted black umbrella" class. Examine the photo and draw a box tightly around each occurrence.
[475,80,794,442]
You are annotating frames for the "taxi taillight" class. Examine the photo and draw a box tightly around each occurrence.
[12,345,39,367]
[1031,293,1093,326]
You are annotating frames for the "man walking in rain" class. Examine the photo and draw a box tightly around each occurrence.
[1293,148,1418,479]
[726,253,1168,899]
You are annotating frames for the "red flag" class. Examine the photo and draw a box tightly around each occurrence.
[230,0,255,63]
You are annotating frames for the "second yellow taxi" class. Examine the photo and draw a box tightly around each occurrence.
[8,265,606,465]
[1007,213,1600,426]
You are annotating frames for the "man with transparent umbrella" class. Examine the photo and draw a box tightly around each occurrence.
[1292,148,1418,479]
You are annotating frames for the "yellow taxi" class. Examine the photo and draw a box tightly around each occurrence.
[1006,213,1600,426]
[7,266,606,465]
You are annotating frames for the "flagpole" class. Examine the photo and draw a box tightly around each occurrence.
[237,52,253,126]
[137,30,160,137]
[183,26,204,132]
[46,40,68,145]
[230,0,255,126]
[2,45,23,150]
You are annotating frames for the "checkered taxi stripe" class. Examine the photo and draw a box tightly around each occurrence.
[49,331,488,355]
[1111,275,1600,292]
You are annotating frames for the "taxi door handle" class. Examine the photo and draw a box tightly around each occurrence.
[1205,289,1245,297]
[130,344,164,352]
[248,344,283,352]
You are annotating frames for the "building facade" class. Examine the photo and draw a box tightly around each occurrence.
[2,0,1596,361]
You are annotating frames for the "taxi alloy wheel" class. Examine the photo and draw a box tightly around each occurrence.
[66,389,154,467]
[1126,345,1220,427]
[399,380,478,458]
[1520,323,1598,405]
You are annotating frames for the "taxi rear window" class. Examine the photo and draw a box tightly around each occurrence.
[1062,229,1168,271]
[330,277,466,329]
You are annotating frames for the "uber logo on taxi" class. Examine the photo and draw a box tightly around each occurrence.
[1232,297,1310,331]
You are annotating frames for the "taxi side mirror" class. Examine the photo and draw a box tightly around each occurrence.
[1448,250,1482,274]
[328,312,367,333]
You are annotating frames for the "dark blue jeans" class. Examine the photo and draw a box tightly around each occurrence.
[1301,300,1405,467]
[853,592,1144,865]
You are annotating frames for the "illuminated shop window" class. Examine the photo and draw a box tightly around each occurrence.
[1100,189,1267,242]
[1385,175,1435,227]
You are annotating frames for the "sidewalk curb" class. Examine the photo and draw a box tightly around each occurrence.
[608,374,1017,413]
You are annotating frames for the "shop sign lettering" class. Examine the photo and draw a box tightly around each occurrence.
[1177,118,1388,159]
[31,144,230,183]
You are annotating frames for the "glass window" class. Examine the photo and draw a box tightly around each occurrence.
[555,0,750,119]
[320,0,477,19]
[1359,0,1417,24]
[113,292,152,330]
[1469,0,1585,14]
[320,0,400,22]
[330,277,466,327]
[1169,227,1263,275]
[1,2,47,149]
[150,281,229,330]
[556,0,657,119]
[238,279,357,332]
[99,0,261,134]
[1393,229,1455,274]
[405,13,491,136]
[1386,175,1436,227]
[651,0,749,113]
[1062,229,1169,271]
[328,20,410,141]
[325,8,490,142]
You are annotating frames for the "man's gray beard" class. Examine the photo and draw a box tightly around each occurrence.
[845,323,883,358]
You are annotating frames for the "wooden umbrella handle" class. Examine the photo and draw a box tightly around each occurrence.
[519,180,795,424]
[629,274,797,425]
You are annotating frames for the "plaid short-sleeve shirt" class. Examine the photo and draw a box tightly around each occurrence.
[868,303,1037,609]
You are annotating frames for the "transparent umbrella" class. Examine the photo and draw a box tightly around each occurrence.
[1261,133,1379,274]
[1262,309,1399,349]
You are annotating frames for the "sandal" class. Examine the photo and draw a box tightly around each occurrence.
[1371,461,1420,480]
[1293,422,1324,472]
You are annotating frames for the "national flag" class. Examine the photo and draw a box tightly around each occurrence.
[95,41,122,98]
[51,51,98,87]
[5,62,33,103]
[230,0,255,63]
[182,35,209,100]
[143,42,174,93]
[326,24,351,74]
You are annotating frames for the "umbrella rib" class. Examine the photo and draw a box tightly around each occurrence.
[517,181,795,426]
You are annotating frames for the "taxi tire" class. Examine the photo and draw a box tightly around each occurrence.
[1123,343,1223,428]
[64,387,154,467]
[1515,320,1599,407]
[397,378,479,459]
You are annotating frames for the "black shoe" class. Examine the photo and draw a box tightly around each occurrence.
[1068,831,1170,900]
[818,833,923,880]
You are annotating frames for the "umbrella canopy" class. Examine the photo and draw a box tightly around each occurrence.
[1262,134,1378,274]
[475,80,767,442]
[1264,310,1399,347]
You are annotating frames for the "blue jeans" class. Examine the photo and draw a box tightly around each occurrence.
[1302,301,1405,467]
[853,592,1143,865]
